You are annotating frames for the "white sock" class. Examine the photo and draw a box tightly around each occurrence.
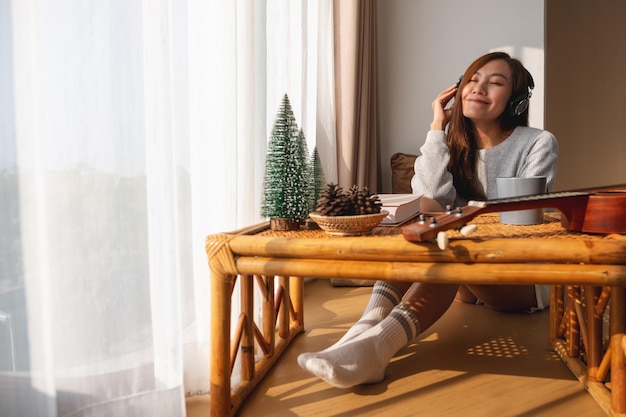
[297,281,403,367]
[334,281,404,346]
[297,304,420,388]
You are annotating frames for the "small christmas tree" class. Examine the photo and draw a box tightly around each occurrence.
[308,146,326,213]
[261,94,310,229]
[283,128,310,221]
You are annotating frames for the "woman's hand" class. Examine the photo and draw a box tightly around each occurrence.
[430,84,458,131]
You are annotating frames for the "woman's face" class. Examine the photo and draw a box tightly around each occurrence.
[461,59,513,122]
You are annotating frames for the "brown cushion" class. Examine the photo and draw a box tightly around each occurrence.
[390,152,418,194]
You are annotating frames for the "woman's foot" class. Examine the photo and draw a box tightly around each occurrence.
[298,305,420,388]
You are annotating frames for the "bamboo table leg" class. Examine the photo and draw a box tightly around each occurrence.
[290,276,304,327]
[549,285,564,347]
[611,287,626,413]
[210,268,233,417]
[586,286,603,382]
[206,234,239,417]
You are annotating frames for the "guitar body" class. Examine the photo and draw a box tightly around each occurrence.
[402,185,626,243]
[564,192,626,234]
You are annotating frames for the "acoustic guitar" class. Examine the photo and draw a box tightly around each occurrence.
[401,184,626,243]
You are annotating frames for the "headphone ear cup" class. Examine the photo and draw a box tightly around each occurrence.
[509,93,529,116]
[510,68,534,116]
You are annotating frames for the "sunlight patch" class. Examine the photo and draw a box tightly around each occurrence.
[467,336,529,358]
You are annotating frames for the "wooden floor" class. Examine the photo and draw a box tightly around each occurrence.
[187,279,607,417]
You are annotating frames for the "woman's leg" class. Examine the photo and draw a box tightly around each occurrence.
[400,283,460,332]
[322,280,409,349]
[456,285,479,303]
[297,283,459,388]
[465,284,537,312]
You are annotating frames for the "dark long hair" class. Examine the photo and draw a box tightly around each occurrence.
[447,52,533,200]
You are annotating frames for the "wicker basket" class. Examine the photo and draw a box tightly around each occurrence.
[309,211,389,236]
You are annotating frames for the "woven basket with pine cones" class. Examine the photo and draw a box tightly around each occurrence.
[310,183,387,236]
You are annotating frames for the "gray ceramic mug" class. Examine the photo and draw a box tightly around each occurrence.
[496,176,547,225]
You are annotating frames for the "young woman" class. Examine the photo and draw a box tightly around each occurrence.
[297,52,558,388]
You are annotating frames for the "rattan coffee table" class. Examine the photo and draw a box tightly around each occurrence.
[206,214,626,417]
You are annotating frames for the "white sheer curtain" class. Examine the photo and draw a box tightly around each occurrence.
[266,0,337,182]
[0,0,335,415]
[183,0,337,394]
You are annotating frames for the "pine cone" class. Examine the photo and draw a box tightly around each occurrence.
[316,183,350,215]
[349,186,382,214]
[315,183,381,216]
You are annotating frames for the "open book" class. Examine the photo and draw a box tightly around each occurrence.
[378,194,423,226]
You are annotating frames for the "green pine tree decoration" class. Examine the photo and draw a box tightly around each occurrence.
[261,94,310,230]
[308,146,326,213]
[283,127,310,220]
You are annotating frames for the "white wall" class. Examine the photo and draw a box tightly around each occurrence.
[377,0,545,193]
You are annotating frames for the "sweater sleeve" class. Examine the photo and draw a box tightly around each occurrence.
[411,130,456,207]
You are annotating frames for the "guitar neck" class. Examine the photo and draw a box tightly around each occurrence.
[402,191,590,242]
[468,191,589,212]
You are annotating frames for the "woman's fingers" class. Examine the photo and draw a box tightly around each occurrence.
[432,86,457,111]
[430,84,458,130]
[439,84,458,106]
